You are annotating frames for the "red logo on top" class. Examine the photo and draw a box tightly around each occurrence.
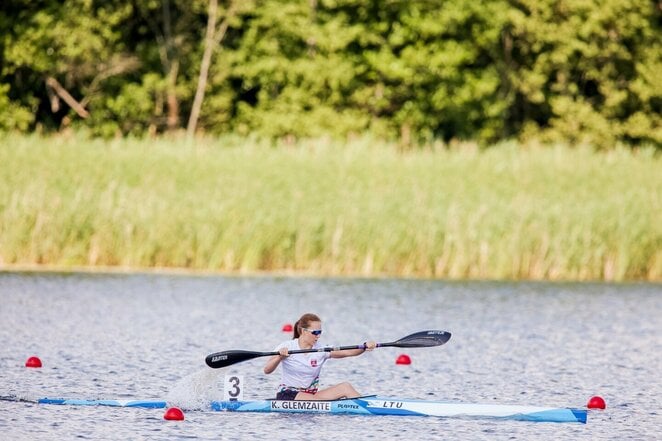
[310,359,317,367]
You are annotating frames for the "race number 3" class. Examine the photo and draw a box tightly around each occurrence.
[223,374,244,401]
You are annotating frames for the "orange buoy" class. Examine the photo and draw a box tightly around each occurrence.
[395,354,411,365]
[164,407,185,420]
[25,356,42,368]
[587,396,606,409]
[281,323,293,332]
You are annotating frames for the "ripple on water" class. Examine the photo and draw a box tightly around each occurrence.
[0,273,660,440]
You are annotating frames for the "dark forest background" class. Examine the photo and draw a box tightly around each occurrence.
[1,0,660,148]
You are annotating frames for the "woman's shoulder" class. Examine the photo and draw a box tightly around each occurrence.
[312,341,332,349]
[275,338,298,350]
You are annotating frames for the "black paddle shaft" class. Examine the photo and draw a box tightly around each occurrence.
[205,330,451,369]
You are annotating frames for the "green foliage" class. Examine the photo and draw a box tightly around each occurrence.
[505,0,661,147]
[1,0,135,129]
[227,0,511,143]
[0,83,34,131]
[0,0,659,146]
[84,73,167,137]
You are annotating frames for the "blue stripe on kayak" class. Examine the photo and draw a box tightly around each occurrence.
[572,409,588,424]
[508,408,587,423]
[124,400,168,408]
[38,398,67,405]
[38,398,167,408]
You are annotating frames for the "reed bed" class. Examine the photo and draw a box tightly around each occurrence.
[0,133,659,281]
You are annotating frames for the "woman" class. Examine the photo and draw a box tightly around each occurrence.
[264,313,376,401]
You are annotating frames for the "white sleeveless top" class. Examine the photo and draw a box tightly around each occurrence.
[274,339,331,391]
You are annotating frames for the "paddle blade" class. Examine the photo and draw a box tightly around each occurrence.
[389,330,451,348]
[205,350,271,369]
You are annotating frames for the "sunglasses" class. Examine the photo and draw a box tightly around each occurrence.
[303,328,323,336]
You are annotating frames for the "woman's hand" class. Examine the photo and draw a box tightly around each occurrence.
[264,347,289,374]
[364,341,376,351]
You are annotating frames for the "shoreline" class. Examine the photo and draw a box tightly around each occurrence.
[0,263,656,284]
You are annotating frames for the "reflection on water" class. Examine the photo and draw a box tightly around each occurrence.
[0,272,660,440]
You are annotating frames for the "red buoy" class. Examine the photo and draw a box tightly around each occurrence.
[281,323,293,332]
[587,396,606,409]
[395,354,411,365]
[25,356,42,368]
[164,407,185,420]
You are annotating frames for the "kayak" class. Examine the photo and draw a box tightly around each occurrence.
[30,396,586,423]
[37,398,167,408]
[210,396,587,423]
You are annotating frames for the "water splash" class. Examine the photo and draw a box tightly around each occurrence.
[2,367,49,403]
[165,368,225,410]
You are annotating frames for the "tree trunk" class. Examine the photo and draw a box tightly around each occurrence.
[187,0,236,137]
[166,60,180,130]
[45,76,89,118]
[162,0,179,131]
[187,0,219,137]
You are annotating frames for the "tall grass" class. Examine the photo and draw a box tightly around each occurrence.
[0,133,659,281]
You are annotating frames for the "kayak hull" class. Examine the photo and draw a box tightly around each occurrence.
[210,397,587,423]
[31,396,586,423]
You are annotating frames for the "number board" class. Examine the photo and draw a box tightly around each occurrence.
[223,374,244,401]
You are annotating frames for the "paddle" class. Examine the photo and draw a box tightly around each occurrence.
[205,330,451,369]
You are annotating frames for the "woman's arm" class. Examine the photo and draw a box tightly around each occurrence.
[263,347,288,374]
[330,341,376,358]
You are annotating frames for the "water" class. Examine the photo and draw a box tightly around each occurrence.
[0,271,660,440]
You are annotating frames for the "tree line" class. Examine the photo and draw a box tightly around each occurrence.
[1,0,660,147]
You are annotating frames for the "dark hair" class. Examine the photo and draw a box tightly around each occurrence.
[293,313,321,338]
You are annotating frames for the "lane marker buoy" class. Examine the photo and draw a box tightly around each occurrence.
[164,407,185,420]
[281,323,293,332]
[587,396,606,409]
[395,354,411,365]
[25,356,42,368]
